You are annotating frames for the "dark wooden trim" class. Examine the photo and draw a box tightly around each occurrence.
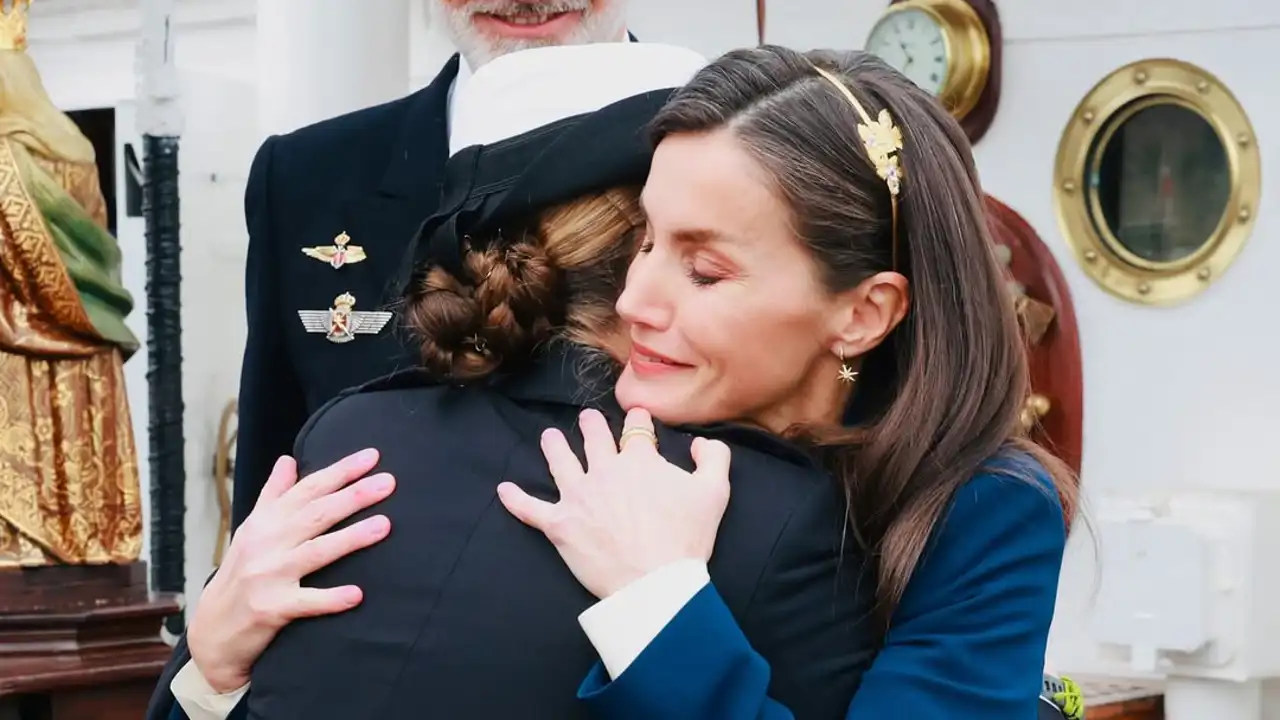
[1091,695,1164,720]
[985,195,1084,476]
[884,0,1003,144]
[959,0,1001,143]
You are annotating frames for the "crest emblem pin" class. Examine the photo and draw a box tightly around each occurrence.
[297,292,392,343]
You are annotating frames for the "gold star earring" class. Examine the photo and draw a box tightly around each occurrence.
[837,348,858,384]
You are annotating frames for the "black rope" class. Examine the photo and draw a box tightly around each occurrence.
[143,134,186,635]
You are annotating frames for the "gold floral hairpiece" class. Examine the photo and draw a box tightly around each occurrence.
[811,65,904,270]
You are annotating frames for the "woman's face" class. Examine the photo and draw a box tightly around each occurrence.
[613,129,854,432]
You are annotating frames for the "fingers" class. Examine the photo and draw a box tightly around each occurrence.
[288,514,391,576]
[282,585,365,619]
[618,407,658,455]
[286,448,380,506]
[540,428,585,487]
[289,472,396,544]
[257,456,299,506]
[691,437,732,482]
[578,409,617,471]
[497,482,556,532]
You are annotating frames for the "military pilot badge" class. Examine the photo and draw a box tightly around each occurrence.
[298,292,392,344]
[302,231,367,269]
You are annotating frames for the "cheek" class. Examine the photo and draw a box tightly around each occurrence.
[684,294,824,387]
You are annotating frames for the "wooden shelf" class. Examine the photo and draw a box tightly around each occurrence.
[1075,676,1165,720]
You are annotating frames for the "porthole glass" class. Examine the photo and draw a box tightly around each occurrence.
[1088,100,1230,266]
[1052,59,1260,305]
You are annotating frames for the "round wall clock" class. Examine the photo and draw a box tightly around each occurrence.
[865,0,1002,141]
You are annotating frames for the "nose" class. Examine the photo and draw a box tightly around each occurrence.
[615,251,672,332]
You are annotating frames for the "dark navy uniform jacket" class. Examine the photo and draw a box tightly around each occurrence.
[144,57,461,720]
[244,342,875,719]
[232,55,465,529]
[148,342,877,720]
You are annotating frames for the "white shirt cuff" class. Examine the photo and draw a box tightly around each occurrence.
[577,559,710,680]
[171,659,251,720]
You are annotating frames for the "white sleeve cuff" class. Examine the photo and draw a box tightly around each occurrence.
[171,659,251,720]
[577,559,710,680]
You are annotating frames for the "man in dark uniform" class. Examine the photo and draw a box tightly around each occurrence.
[145,4,634,719]
[231,0,635,530]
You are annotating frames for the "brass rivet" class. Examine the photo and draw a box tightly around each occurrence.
[1083,250,1098,263]
[1082,110,1095,123]
[1238,206,1251,223]
[1062,179,1077,192]
[1137,282,1152,294]
[1237,132,1251,147]
[1196,267,1211,281]
[1196,80,1209,93]
[1134,70,1148,84]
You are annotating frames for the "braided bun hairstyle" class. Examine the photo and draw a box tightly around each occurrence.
[403,186,642,380]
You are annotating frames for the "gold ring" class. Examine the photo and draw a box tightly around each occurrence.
[618,426,658,451]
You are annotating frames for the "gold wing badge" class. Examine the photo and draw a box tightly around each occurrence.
[302,231,367,269]
[298,292,392,344]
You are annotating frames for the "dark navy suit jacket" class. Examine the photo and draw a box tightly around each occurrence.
[240,345,875,718]
[576,456,1068,719]
[148,56,462,720]
[230,56,464,531]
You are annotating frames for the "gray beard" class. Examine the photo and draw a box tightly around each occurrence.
[429,0,628,68]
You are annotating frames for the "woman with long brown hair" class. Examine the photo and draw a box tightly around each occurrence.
[499,45,1078,719]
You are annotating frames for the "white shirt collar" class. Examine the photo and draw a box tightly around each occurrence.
[445,32,633,132]
[445,56,474,131]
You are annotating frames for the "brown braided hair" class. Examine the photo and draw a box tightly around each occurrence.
[403,187,642,380]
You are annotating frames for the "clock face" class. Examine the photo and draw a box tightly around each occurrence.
[865,8,950,97]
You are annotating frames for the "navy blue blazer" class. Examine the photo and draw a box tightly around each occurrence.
[576,460,1068,719]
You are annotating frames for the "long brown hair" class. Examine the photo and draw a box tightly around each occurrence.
[650,46,1078,629]
[403,187,642,379]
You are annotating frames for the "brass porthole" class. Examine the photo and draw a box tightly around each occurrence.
[1053,59,1260,305]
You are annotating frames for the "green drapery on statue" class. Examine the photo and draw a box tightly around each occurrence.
[0,48,142,567]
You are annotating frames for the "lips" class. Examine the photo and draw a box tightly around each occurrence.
[485,10,565,24]
[628,342,692,377]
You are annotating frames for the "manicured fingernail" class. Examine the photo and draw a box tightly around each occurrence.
[368,473,395,492]
[354,448,378,464]
[367,515,390,536]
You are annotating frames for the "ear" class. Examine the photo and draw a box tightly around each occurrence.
[827,271,910,358]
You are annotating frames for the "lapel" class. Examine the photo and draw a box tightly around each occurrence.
[342,55,462,312]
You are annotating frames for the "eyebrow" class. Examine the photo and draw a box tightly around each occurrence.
[638,192,735,246]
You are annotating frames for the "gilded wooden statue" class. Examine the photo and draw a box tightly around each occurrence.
[0,0,142,567]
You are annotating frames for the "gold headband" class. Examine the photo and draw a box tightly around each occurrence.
[811,65,904,270]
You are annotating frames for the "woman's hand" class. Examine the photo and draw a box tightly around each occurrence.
[186,450,394,693]
[497,407,731,599]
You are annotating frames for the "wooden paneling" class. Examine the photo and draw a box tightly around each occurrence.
[986,195,1084,475]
